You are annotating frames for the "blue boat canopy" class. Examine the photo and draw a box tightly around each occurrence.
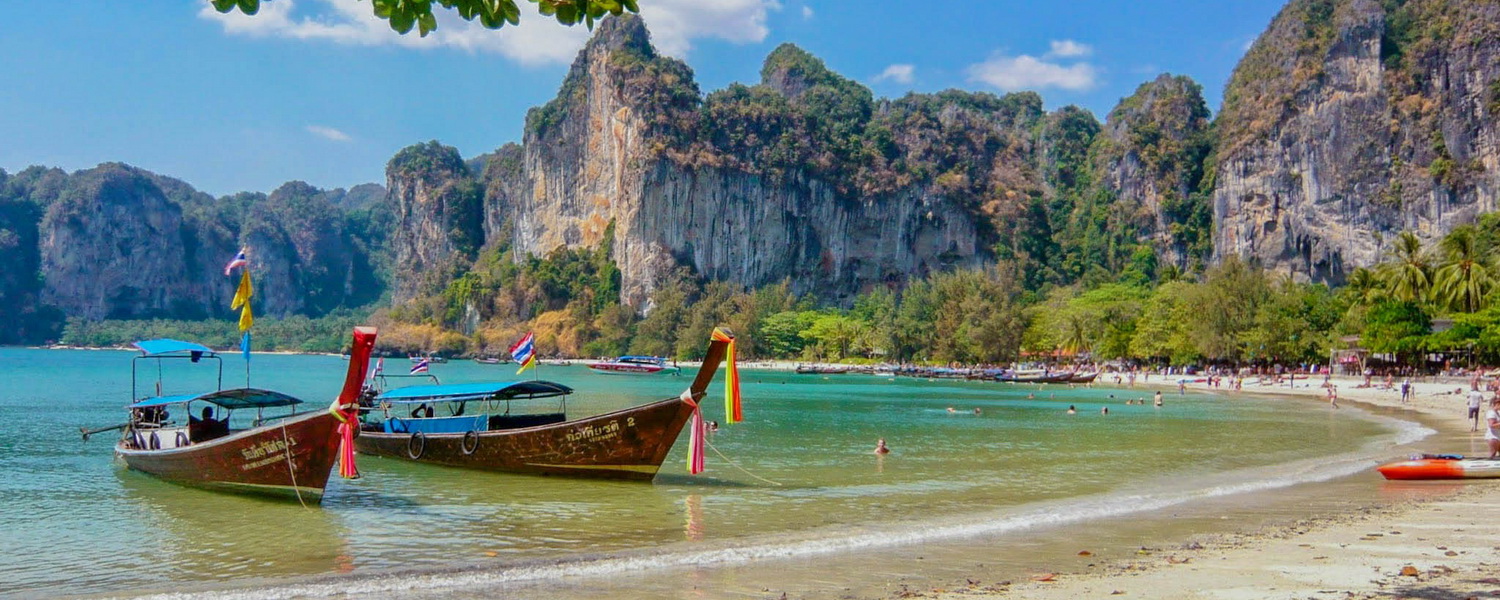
[129,388,303,410]
[376,381,573,403]
[133,339,217,358]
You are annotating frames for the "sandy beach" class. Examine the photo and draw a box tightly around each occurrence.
[906,375,1500,600]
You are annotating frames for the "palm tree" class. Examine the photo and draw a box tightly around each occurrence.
[1379,231,1433,304]
[1433,227,1496,313]
[1060,313,1091,356]
[1345,267,1386,305]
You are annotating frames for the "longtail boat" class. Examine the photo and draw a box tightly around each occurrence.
[100,328,376,502]
[355,331,732,480]
[586,355,681,375]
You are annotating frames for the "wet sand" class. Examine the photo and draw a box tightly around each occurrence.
[915,375,1500,600]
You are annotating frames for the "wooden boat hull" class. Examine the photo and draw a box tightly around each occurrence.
[355,397,695,481]
[1377,456,1500,480]
[116,410,342,502]
[1068,372,1099,383]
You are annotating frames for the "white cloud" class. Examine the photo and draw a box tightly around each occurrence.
[636,0,775,57]
[306,125,351,142]
[872,64,915,85]
[1044,39,1092,58]
[801,5,814,19]
[967,52,1099,92]
[198,0,777,64]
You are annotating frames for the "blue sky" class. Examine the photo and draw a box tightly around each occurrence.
[1,1,1285,197]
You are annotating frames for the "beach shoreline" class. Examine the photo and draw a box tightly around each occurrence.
[906,374,1500,600]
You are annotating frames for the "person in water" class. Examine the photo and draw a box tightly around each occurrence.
[1154,391,1163,407]
[1067,405,1076,414]
[973,408,982,415]
[874,438,891,455]
[1101,406,1109,415]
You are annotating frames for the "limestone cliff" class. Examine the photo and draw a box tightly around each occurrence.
[386,141,484,300]
[1212,0,1500,282]
[479,16,1041,307]
[1093,75,1214,269]
[38,164,209,319]
[2,162,387,333]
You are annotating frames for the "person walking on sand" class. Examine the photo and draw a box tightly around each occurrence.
[1468,389,1485,432]
[1486,398,1500,459]
[1327,385,1339,409]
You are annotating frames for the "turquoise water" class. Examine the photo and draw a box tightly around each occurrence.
[0,348,1405,598]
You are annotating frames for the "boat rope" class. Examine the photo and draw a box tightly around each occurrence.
[704,438,782,486]
[279,418,308,509]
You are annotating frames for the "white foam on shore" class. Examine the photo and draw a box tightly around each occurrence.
[119,406,1434,600]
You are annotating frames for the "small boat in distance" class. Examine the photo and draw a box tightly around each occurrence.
[356,332,733,480]
[410,355,447,364]
[95,329,376,503]
[587,355,680,375]
[795,364,849,375]
[474,357,503,365]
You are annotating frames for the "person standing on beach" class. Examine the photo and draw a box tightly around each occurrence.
[1401,378,1412,404]
[1486,398,1500,459]
[1468,389,1485,432]
[1327,385,1339,409]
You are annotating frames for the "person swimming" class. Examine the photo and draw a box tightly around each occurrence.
[1027,393,1035,399]
[874,438,891,455]
[1067,405,1076,414]
[1101,406,1109,415]
[947,407,956,413]
[973,408,982,415]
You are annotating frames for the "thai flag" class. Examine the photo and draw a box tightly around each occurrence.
[409,358,430,375]
[509,332,536,374]
[368,357,384,379]
[223,248,248,276]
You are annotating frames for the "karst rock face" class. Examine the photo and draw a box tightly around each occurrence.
[1094,75,1214,269]
[488,16,1009,308]
[386,141,483,301]
[1211,0,1500,283]
[38,164,208,320]
[16,162,385,325]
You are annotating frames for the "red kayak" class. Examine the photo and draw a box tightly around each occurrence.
[1376,454,1500,480]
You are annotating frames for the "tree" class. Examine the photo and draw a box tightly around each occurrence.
[211,0,640,37]
[1361,300,1431,361]
[1380,231,1434,304]
[1433,226,1495,314]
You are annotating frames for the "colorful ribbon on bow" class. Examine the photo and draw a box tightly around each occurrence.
[682,390,705,475]
[712,327,742,424]
[329,326,377,479]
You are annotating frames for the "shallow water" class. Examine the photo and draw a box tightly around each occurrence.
[0,349,1406,598]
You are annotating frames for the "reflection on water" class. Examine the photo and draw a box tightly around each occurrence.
[0,349,1413,598]
[115,471,348,586]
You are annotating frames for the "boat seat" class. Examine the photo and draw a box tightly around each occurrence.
[384,415,488,435]
[487,413,566,430]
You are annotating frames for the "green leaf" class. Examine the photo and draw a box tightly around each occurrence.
[418,12,438,36]
[389,10,417,34]
[237,0,260,15]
